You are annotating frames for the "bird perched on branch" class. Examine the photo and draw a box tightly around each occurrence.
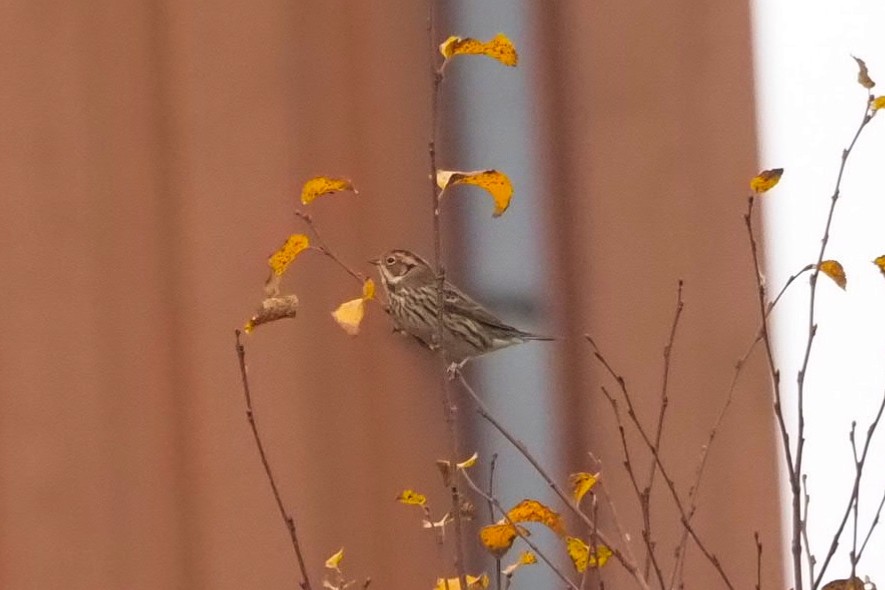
[370,249,552,367]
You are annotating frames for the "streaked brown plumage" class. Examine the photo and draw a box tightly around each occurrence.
[370,249,551,364]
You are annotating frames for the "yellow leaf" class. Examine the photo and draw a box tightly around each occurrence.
[565,537,613,572]
[457,452,479,469]
[569,472,599,505]
[853,56,876,89]
[396,489,427,506]
[873,255,885,277]
[507,499,566,537]
[434,574,490,590]
[244,294,299,333]
[362,278,376,300]
[501,551,536,577]
[268,234,310,277]
[325,547,344,570]
[750,168,784,194]
[479,523,525,558]
[873,96,885,112]
[437,169,513,217]
[331,297,366,336]
[439,34,518,67]
[301,176,357,205]
[819,260,847,290]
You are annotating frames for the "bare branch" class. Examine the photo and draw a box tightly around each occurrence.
[234,330,313,590]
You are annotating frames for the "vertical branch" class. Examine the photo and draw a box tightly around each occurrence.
[487,454,503,590]
[234,330,313,590]
[754,532,763,590]
[426,3,468,588]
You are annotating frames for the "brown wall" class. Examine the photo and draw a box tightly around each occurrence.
[0,1,782,588]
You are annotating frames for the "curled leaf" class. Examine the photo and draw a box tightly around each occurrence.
[331,298,366,336]
[423,513,453,531]
[244,295,299,333]
[437,169,513,217]
[853,56,876,89]
[819,260,847,290]
[268,234,310,277]
[440,34,518,67]
[750,168,784,194]
[362,278,376,300]
[873,255,885,277]
[396,489,427,506]
[507,499,566,537]
[457,452,479,469]
[325,547,344,570]
[565,537,613,572]
[569,472,599,505]
[434,574,490,590]
[872,96,885,113]
[479,523,526,558]
[301,176,357,205]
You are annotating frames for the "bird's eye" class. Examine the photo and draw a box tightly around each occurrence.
[385,256,396,265]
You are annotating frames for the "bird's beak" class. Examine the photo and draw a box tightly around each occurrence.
[368,257,380,266]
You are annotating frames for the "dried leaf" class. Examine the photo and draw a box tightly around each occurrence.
[819,260,847,290]
[565,537,613,572]
[750,168,784,194]
[423,513,453,531]
[569,472,599,505]
[437,169,513,217]
[325,547,344,570]
[457,452,479,469]
[439,34,518,67]
[853,56,876,89]
[362,278,376,300]
[331,298,366,336]
[479,523,525,558]
[507,499,566,537]
[268,234,310,277]
[301,176,357,205]
[244,295,299,333]
[873,96,885,112]
[822,578,867,590]
[873,255,885,277]
[396,489,427,506]
[434,574,490,590]
[436,459,453,487]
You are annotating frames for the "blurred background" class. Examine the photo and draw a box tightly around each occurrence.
[5,0,881,588]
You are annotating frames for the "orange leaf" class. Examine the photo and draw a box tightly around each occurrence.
[569,472,599,505]
[396,489,427,506]
[268,234,310,277]
[301,176,357,205]
[506,499,566,537]
[437,169,513,217]
[873,255,885,277]
[819,260,847,290]
[479,523,525,558]
[362,278,376,300]
[331,298,366,336]
[853,56,876,89]
[872,96,885,113]
[750,168,784,194]
[439,34,518,67]
[434,574,489,590]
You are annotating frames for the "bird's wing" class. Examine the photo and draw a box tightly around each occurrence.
[442,282,528,334]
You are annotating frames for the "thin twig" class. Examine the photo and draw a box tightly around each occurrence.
[294,210,365,284]
[802,474,816,584]
[599,386,667,590]
[454,370,651,590]
[794,93,874,590]
[642,281,684,580]
[234,330,313,590]
[488,453,502,590]
[459,470,580,590]
[754,532,763,590]
[586,336,735,590]
[814,388,885,589]
[857,485,885,561]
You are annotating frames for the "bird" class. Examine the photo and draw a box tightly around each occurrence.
[369,249,552,367]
